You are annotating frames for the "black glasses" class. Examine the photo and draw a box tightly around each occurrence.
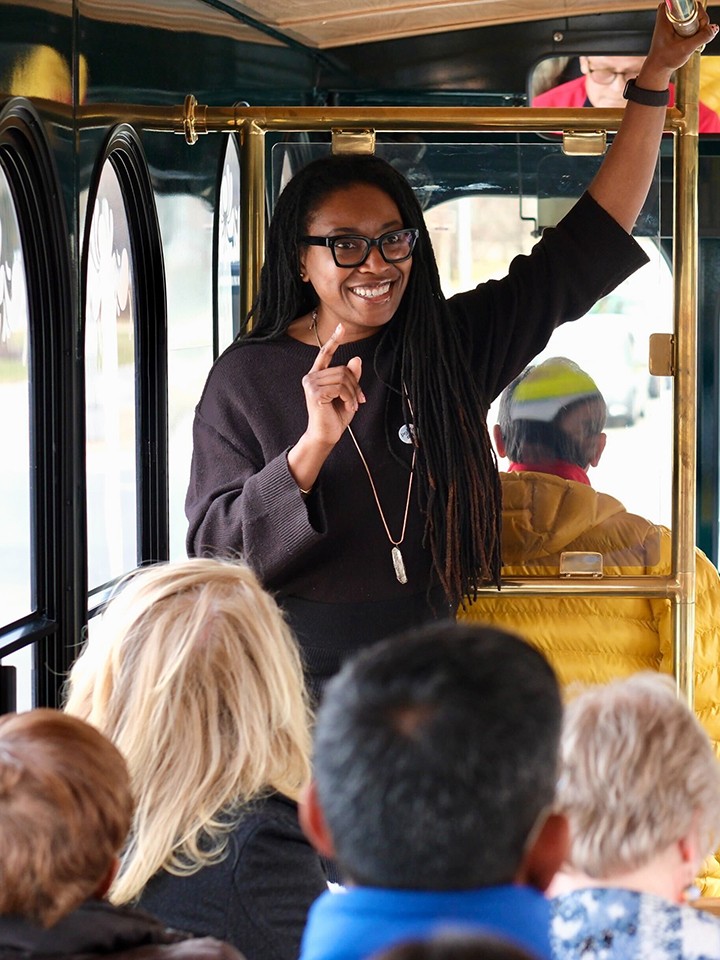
[301,228,419,267]
[586,63,639,86]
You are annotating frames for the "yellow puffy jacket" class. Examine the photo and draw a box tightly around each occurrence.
[460,470,720,894]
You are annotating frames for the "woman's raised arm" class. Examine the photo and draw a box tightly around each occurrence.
[588,2,717,231]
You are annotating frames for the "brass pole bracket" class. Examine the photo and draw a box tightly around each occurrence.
[182,94,208,145]
[562,130,607,155]
[331,129,377,155]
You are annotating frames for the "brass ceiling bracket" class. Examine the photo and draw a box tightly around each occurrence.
[182,94,208,145]
[331,129,377,155]
[562,130,607,156]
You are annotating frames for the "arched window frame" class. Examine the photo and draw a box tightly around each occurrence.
[0,98,74,709]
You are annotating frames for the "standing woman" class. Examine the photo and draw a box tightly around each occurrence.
[186,7,716,697]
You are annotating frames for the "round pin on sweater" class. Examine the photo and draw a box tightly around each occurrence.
[398,423,415,444]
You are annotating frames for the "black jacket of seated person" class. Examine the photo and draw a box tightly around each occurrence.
[0,897,241,960]
[135,793,327,960]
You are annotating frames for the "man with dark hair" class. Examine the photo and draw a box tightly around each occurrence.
[299,622,568,960]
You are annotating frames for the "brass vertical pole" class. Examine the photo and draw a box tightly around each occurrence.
[239,119,266,325]
[672,53,700,708]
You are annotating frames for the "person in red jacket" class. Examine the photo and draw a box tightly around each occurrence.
[533,54,720,132]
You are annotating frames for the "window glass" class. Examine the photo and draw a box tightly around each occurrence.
[425,193,673,531]
[530,54,720,133]
[530,238,673,526]
[161,192,213,560]
[217,136,241,350]
[2,649,32,711]
[85,160,138,589]
[0,162,32,622]
[699,56,720,117]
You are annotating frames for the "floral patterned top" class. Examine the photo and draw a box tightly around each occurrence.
[551,888,720,960]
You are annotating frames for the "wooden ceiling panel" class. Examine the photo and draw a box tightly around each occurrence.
[77,0,281,43]
[233,0,659,47]
[36,0,662,48]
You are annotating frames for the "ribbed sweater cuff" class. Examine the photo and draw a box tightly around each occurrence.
[258,450,326,557]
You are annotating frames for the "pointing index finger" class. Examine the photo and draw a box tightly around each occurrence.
[309,323,345,372]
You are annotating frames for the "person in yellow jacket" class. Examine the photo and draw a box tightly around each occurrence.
[460,356,720,895]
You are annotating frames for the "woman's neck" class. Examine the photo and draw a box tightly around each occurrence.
[286,310,388,346]
[549,847,690,904]
[286,312,322,345]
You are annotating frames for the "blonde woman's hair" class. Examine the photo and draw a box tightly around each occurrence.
[0,709,132,927]
[64,558,312,905]
[557,672,720,879]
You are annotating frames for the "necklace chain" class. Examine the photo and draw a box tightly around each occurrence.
[311,310,416,583]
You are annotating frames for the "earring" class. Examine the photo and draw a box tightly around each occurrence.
[682,882,701,902]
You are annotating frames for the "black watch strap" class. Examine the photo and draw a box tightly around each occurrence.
[623,77,670,107]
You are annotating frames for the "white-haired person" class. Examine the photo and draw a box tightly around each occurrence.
[550,673,720,960]
[64,558,327,960]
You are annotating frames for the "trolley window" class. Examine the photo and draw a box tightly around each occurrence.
[84,159,138,591]
[0,162,31,623]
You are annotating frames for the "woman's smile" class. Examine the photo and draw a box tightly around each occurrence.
[349,279,394,302]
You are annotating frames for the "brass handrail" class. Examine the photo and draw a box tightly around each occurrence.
[69,102,687,137]
[471,576,690,598]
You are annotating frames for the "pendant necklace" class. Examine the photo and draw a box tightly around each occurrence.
[311,309,416,585]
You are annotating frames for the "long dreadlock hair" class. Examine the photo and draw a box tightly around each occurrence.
[245,154,501,603]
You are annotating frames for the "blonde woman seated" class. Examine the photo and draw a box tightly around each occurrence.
[550,673,720,960]
[64,558,327,960]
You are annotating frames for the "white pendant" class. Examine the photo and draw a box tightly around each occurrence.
[392,546,408,584]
